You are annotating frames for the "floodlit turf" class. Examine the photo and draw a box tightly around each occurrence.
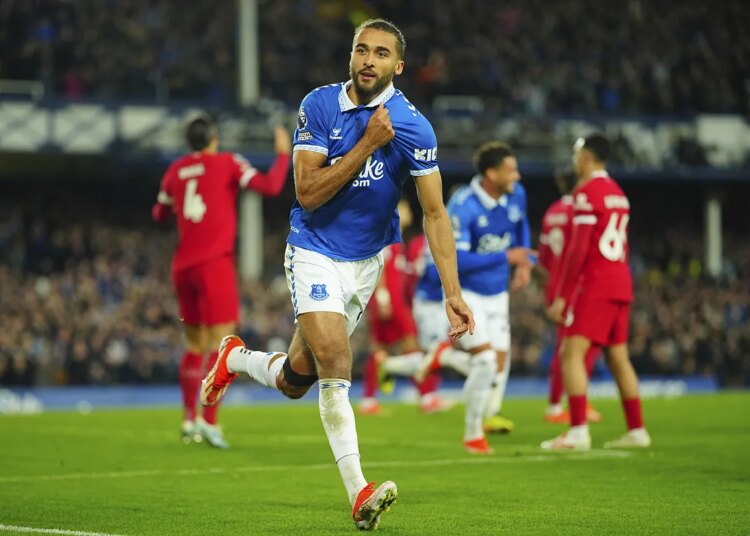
[1,393,749,535]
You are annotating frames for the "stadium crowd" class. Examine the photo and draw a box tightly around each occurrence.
[1,0,748,114]
[1,208,747,388]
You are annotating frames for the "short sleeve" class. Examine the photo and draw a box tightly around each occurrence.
[293,90,329,157]
[230,153,259,188]
[511,186,532,248]
[404,116,439,177]
[572,185,600,226]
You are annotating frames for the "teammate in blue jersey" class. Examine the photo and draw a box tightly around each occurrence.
[414,142,536,454]
[199,19,474,531]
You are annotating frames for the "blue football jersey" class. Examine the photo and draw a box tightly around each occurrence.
[448,177,531,295]
[289,82,439,261]
[415,243,443,302]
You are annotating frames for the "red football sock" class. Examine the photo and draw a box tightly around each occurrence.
[412,372,439,396]
[179,351,203,421]
[584,346,599,377]
[362,354,378,398]
[201,351,220,425]
[548,348,564,405]
[569,394,588,427]
[622,397,643,430]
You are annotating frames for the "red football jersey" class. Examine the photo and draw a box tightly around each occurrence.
[155,151,289,271]
[564,172,633,302]
[538,196,573,306]
[404,234,426,306]
[382,242,410,308]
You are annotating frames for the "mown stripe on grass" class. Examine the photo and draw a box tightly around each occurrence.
[0,524,126,536]
[0,450,630,484]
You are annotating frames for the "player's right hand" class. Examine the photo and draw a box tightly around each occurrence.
[506,247,537,266]
[274,126,292,154]
[363,103,395,149]
[445,295,475,340]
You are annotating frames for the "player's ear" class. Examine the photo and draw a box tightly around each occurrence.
[394,60,404,76]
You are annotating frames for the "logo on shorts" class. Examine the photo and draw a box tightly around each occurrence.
[310,284,329,301]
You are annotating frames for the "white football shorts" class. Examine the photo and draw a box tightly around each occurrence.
[284,244,383,336]
[412,296,450,350]
[456,290,510,352]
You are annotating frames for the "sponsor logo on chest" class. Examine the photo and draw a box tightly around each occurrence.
[330,155,385,187]
[477,232,511,253]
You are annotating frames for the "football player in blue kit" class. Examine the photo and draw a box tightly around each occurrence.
[414,142,536,453]
[200,19,474,531]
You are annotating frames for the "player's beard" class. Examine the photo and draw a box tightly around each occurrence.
[350,66,394,103]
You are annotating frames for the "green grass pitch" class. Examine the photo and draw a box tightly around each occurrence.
[1,393,748,535]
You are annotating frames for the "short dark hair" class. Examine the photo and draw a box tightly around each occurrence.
[353,18,406,59]
[582,133,610,163]
[185,115,217,151]
[473,141,515,175]
[554,168,577,196]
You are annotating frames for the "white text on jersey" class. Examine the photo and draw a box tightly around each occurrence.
[178,163,205,180]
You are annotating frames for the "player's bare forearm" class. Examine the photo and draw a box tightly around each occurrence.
[423,207,461,300]
[416,172,461,298]
[294,139,379,212]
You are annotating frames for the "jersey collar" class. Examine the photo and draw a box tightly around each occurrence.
[589,169,610,180]
[470,176,507,210]
[338,81,396,112]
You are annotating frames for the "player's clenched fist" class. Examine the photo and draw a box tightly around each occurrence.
[364,103,395,149]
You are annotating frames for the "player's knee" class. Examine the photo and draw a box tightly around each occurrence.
[310,343,347,363]
[279,384,310,400]
[277,357,318,400]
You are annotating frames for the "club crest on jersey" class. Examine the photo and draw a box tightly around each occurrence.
[310,284,329,301]
[297,105,308,130]
[575,193,593,211]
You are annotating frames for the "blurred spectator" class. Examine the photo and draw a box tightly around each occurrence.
[0,0,236,103]
[1,0,748,115]
[1,193,748,388]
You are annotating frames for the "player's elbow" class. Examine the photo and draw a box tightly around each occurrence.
[422,204,447,224]
[296,191,320,212]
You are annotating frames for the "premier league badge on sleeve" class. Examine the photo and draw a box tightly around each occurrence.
[310,284,329,301]
[297,105,308,130]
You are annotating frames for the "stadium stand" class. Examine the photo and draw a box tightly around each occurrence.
[1,193,747,388]
[1,0,747,114]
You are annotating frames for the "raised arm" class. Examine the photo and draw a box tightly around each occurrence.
[294,104,394,211]
[239,127,292,196]
[415,171,474,338]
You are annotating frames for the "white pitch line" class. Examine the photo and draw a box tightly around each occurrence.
[0,450,630,484]
[0,524,126,536]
